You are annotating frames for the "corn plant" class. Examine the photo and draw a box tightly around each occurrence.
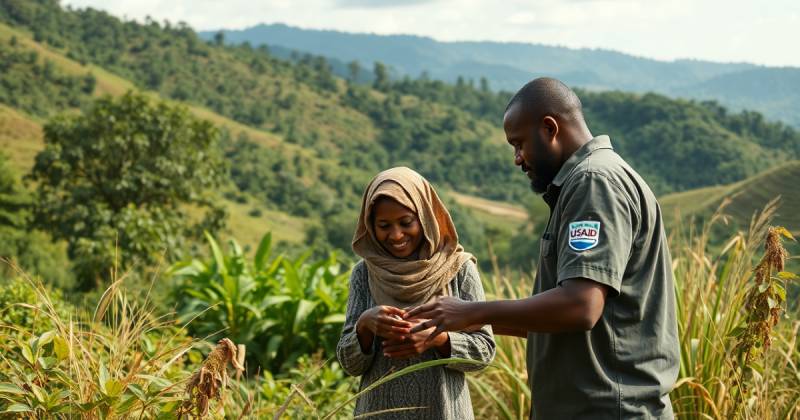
[169,232,350,374]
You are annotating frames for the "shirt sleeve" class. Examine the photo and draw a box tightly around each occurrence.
[443,260,496,372]
[555,171,636,295]
[336,262,377,376]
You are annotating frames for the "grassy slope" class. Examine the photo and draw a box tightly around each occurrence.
[661,161,800,234]
[0,22,527,250]
[0,104,42,173]
[0,22,301,248]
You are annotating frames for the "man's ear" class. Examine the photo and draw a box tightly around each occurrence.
[542,116,559,140]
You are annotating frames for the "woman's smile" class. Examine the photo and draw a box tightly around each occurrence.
[388,238,411,251]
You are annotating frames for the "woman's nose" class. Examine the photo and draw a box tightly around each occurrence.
[389,227,404,241]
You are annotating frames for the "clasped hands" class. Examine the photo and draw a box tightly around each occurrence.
[355,297,477,360]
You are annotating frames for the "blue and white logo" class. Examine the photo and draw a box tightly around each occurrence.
[568,221,601,251]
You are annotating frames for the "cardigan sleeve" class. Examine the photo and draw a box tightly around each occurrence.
[336,262,377,376]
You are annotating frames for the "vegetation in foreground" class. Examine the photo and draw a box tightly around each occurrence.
[1,200,798,418]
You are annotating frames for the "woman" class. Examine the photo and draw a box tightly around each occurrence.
[336,166,495,419]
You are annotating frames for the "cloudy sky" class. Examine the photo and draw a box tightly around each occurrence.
[63,0,800,67]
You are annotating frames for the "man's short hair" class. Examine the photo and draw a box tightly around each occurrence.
[505,77,584,123]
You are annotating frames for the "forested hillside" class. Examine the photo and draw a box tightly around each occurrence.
[1,0,799,271]
[208,23,800,127]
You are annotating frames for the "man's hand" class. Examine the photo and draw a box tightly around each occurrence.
[382,319,450,359]
[404,296,477,343]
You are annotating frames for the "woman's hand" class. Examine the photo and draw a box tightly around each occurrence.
[356,305,413,352]
[382,319,450,359]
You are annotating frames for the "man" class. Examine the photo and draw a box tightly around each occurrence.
[406,77,679,419]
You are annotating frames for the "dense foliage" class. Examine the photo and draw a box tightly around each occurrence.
[0,153,71,287]
[169,233,350,374]
[0,37,94,117]
[29,93,226,289]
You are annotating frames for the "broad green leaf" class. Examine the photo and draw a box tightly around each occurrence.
[105,379,125,398]
[37,330,56,348]
[204,231,227,275]
[128,384,146,401]
[222,272,238,300]
[777,271,799,281]
[20,342,35,365]
[115,393,138,412]
[266,335,283,361]
[229,238,243,258]
[261,295,292,308]
[99,362,110,393]
[38,356,57,370]
[293,299,319,332]
[53,335,69,361]
[159,400,180,415]
[136,374,173,391]
[2,403,32,413]
[266,254,284,276]
[239,302,263,318]
[253,318,279,333]
[0,383,25,395]
[322,314,346,324]
[169,261,204,277]
[316,284,335,309]
[294,249,313,269]
[30,384,46,403]
[282,260,302,296]
[47,390,70,407]
[254,232,272,271]
[774,283,787,302]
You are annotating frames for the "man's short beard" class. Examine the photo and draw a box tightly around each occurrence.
[530,175,550,194]
[527,144,559,194]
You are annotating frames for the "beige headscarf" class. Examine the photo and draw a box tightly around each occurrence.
[352,167,475,308]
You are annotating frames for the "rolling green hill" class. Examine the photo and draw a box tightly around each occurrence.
[0,16,526,257]
[660,161,800,234]
[1,0,799,272]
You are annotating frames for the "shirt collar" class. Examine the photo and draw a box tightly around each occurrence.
[551,135,613,187]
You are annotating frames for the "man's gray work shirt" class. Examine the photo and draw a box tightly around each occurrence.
[527,135,680,419]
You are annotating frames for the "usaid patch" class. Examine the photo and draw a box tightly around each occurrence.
[568,221,601,251]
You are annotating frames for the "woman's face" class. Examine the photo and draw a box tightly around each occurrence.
[372,197,424,258]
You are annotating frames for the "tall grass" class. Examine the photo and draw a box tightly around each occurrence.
[468,251,530,420]
[671,199,800,419]
[1,201,797,418]
[0,265,257,418]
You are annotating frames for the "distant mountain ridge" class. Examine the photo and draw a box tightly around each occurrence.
[202,23,800,127]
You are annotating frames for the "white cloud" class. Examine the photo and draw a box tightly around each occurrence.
[62,0,800,67]
[334,0,439,8]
